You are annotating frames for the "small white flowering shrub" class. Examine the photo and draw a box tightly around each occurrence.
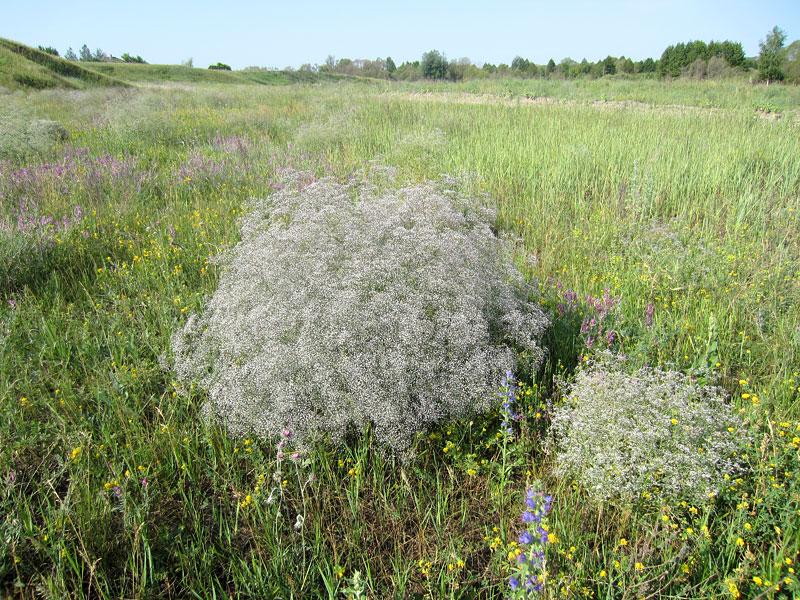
[552,355,745,504]
[173,171,549,453]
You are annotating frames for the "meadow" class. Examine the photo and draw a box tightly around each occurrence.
[1,78,799,598]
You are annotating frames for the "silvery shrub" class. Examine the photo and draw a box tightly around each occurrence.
[173,170,549,454]
[552,354,745,504]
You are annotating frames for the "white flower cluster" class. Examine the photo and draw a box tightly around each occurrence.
[173,171,549,453]
[552,354,745,504]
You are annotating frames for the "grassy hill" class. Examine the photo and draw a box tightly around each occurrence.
[0,38,128,90]
[0,37,351,90]
[84,61,353,85]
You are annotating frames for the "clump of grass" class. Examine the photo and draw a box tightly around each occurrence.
[0,106,68,159]
[172,169,549,454]
[551,353,747,504]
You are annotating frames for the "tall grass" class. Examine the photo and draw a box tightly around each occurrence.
[1,80,799,598]
[393,76,800,111]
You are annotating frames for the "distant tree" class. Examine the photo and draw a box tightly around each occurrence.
[364,58,390,78]
[685,40,708,64]
[617,56,635,74]
[209,62,232,71]
[759,26,786,82]
[546,58,556,75]
[386,56,396,74]
[558,57,577,78]
[182,57,194,68]
[710,40,745,67]
[121,53,146,63]
[601,56,617,75]
[579,58,591,75]
[321,55,336,72]
[337,58,353,72]
[93,48,107,61]
[421,50,448,79]
[38,46,59,56]
[511,56,536,76]
[79,44,92,61]
[64,47,78,61]
[447,57,471,81]
[660,38,747,77]
[786,40,800,83]
[394,61,421,80]
[659,44,683,76]
[722,41,746,67]
[639,57,656,73]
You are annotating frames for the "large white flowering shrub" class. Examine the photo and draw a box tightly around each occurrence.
[173,171,549,453]
[551,355,745,504]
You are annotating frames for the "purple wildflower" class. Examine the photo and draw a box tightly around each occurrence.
[508,484,552,596]
[521,511,537,523]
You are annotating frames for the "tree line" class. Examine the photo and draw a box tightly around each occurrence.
[316,27,797,83]
[42,26,798,83]
[39,44,147,64]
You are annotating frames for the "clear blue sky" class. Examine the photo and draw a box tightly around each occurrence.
[5,0,800,69]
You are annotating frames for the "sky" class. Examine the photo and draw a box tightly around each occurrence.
[4,0,800,69]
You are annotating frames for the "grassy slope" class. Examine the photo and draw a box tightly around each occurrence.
[0,45,68,90]
[85,62,352,85]
[0,38,128,90]
[1,81,799,598]
[0,38,350,90]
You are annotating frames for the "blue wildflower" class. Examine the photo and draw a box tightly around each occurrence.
[508,484,552,597]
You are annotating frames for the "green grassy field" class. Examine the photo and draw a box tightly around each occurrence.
[1,79,799,598]
[84,62,351,85]
[395,77,800,112]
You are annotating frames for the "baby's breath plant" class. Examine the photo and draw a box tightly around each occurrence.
[552,354,746,504]
[173,170,549,454]
[0,99,68,160]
